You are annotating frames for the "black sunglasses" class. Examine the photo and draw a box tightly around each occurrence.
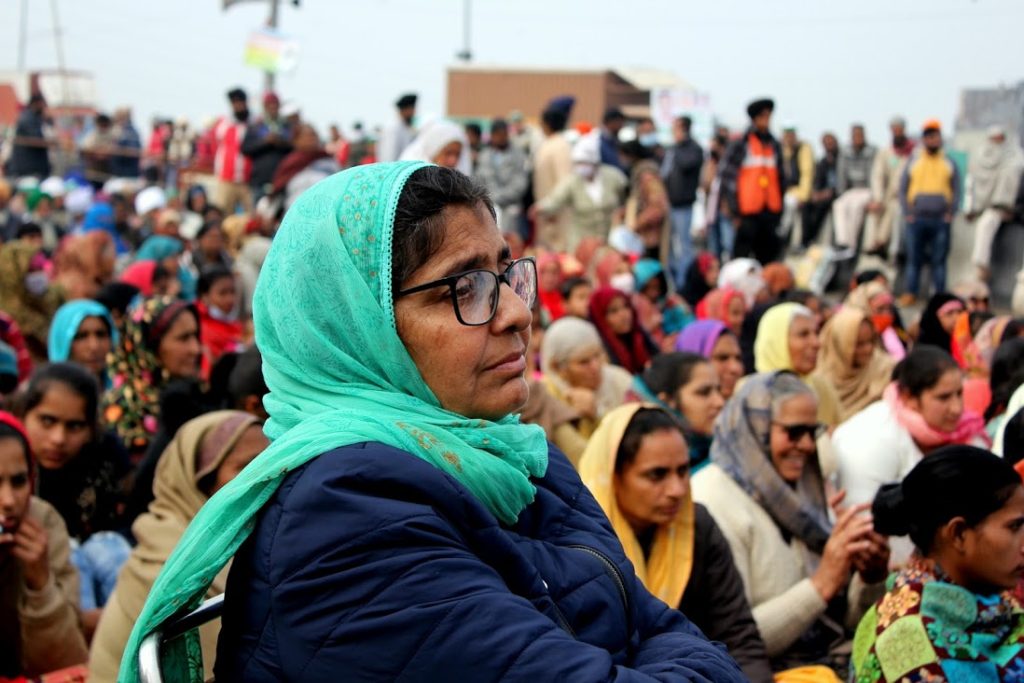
[773,421,825,443]
[395,257,538,327]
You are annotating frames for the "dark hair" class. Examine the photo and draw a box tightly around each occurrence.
[987,338,1024,421]
[560,276,591,301]
[390,166,495,293]
[676,115,692,131]
[0,422,31,466]
[15,363,100,438]
[464,122,482,138]
[893,346,959,398]
[969,310,994,337]
[854,269,886,287]
[541,109,568,133]
[783,288,817,307]
[1003,318,1024,344]
[603,108,625,125]
[641,352,708,399]
[196,220,222,241]
[16,222,42,239]
[615,407,682,474]
[96,282,140,316]
[96,113,112,127]
[198,264,234,297]
[1004,408,1024,466]
[228,347,268,406]
[490,118,508,133]
[873,445,1020,554]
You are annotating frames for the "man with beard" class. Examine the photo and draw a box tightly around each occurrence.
[212,88,254,213]
[377,93,417,163]
[864,116,916,257]
[719,98,784,264]
[967,125,1024,281]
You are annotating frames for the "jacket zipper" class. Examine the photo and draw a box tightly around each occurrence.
[542,578,578,638]
[567,544,634,638]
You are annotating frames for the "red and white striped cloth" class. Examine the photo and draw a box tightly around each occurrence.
[213,117,252,183]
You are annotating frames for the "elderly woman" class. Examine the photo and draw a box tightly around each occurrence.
[540,315,634,443]
[399,119,471,173]
[88,411,268,682]
[754,302,842,427]
[691,372,889,673]
[853,446,1024,681]
[579,404,773,683]
[812,307,895,423]
[0,411,88,678]
[118,163,744,681]
[846,280,907,359]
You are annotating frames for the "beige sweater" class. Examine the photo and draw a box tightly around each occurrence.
[7,497,89,676]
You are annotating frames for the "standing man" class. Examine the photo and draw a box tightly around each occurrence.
[864,116,915,257]
[831,124,876,256]
[80,113,117,189]
[898,119,960,306]
[966,125,1024,281]
[719,98,784,264]
[661,115,704,285]
[599,108,626,173]
[474,118,529,239]
[213,88,254,214]
[8,94,52,180]
[377,93,417,163]
[532,96,575,250]
[801,132,840,250]
[109,107,142,179]
[779,123,813,250]
[242,92,293,203]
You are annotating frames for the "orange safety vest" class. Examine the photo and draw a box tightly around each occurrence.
[737,133,783,216]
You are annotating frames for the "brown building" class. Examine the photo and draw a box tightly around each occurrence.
[446,65,692,124]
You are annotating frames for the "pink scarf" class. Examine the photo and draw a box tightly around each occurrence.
[883,383,990,450]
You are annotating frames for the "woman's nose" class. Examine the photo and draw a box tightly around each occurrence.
[494,282,532,332]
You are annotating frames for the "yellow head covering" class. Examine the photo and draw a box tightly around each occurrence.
[754,302,813,373]
[577,403,695,607]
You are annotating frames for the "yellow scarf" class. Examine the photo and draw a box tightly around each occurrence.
[577,403,695,607]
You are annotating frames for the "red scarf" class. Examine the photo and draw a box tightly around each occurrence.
[588,287,651,374]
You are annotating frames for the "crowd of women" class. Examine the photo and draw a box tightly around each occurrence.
[1,156,1024,682]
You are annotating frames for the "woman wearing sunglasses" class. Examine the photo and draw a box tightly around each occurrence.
[118,164,744,682]
[832,346,990,566]
[691,372,889,676]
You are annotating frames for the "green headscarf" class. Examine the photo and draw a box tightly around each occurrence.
[118,161,548,682]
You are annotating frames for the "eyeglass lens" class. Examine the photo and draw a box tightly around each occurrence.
[454,260,536,325]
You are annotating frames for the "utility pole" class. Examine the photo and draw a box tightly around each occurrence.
[456,0,472,63]
[17,0,28,71]
[49,0,71,108]
[265,0,280,93]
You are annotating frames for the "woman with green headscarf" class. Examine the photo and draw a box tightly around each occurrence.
[118,163,744,682]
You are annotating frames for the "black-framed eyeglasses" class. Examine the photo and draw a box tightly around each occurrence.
[395,257,538,326]
[772,421,826,443]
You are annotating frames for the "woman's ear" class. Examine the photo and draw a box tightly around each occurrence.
[942,516,971,554]
[900,388,921,414]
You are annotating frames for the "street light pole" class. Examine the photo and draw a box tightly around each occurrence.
[456,0,472,63]
[265,0,280,93]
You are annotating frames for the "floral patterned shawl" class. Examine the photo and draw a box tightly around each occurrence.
[852,557,1024,682]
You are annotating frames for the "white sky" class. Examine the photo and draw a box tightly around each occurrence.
[3,0,1022,148]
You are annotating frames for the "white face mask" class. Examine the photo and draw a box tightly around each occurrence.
[208,304,237,323]
[610,272,636,295]
[573,162,597,180]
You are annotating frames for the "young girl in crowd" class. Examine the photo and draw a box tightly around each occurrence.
[692,373,889,675]
[632,258,692,351]
[833,347,990,564]
[812,307,895,423]
[631,352,724,470]
[196,265,244,376]
[559,276,593,319]
[0,411,88,677]
[89,411,268,682]
[102,297,202,459]
[579,404,774,683]
[916,292,965,351]
[588,286,657,374]
[17,363,131,633]
[675,319,746,400]
[853,446,1024,682]
[679,252,720,308]
[48,299,118,388]
[696,287,747,337]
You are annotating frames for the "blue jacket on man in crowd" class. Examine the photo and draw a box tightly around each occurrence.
[215,441,745,681]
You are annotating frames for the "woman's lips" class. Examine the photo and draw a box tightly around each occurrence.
[488,353,526,374]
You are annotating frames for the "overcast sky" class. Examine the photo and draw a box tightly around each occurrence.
[3,0,1022,147]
